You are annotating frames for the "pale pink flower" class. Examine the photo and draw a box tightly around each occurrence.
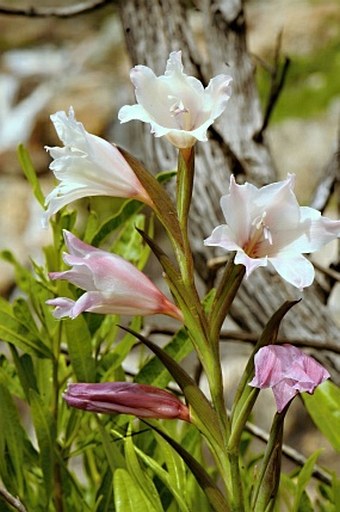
[46,230,183,321]
[63,381,190,421]
[204,174,340,289]
[118,51,232,149]
[43,107,151,225]
[249,344,330,412]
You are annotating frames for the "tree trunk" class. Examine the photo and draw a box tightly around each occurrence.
[118,0,340,380]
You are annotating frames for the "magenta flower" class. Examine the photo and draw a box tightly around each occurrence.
[63,382,190,421]
[249,344,330,412]
[204,174,340,289]
[44,107,152,225]
[118,51,232,149]
[46,230,183,321]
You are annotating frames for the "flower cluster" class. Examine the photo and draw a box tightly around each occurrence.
[43,52,336,448]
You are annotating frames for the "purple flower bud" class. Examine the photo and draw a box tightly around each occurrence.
[63,382,190,422]
[249,344,330,412]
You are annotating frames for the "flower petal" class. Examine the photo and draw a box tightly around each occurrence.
[118,51,232,148]
[235,251,268,277]
[46,297,76,319]
[44,108,150,225]
[204,223,240,251]
[269,254,314,289]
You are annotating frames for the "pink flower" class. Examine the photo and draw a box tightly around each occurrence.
[46,230,183,321]
[204,174,340,289]
[249,344,330,412]
[63,382,190,421]
[118,51,232,149]
[43,107,151,225]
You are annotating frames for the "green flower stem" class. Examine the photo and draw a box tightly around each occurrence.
[225,389,260,512]
[228,388,260,452]
[209,260,246,346]
[175,147,196,285]
[251,406,288,512]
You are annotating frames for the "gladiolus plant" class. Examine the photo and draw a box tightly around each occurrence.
[1,50,339,512]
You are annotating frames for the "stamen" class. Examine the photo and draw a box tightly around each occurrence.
[244,210,273,256]
[168,95,191,130]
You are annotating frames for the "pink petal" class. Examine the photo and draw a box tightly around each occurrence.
[46,297,76,319]
[272,380,299,412]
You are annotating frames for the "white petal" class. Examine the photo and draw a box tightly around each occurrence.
[269,254,315,289]
[220,175,258,246]
[165,51,183,75]
[118,104,153,124]
[128,66,179,128]
[204,224,240,251]
[234,251,268,277]
[281,207,340,254]
[204,74,232,119]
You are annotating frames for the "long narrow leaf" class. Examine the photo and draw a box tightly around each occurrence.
[29,389,55,507]
[114,468,158,512]
[145,422,229,512]
[17,144,45,206]
[64,316,96,382]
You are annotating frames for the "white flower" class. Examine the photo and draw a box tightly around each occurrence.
[118,51,232,149]
[204,174,340,289]
[43,107,151,225]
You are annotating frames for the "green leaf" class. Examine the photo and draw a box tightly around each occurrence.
[153,429,187,497]
[119,326,222,446]
[303,380,340,451]
[97,420,126,473]
[64,316,96,382]
[9,348,38,401]
[17,144,45,207]
[99,318,141,379]
[332,473,340,511]
[146,422,229,512]
[119,147,183,251]
[114,468,158,512]
[0,372,26,494]
[112,214,149,269]
[292,450,322,512]
[124,425,163,512]
[90,200,143,246]
[95,466,114,512]
[29,389,55,506]
[0,300,52,359]
[133,444,190,512]
[136,328,192,388]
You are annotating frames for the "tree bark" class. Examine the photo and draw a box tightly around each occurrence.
[118,0,340,380]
